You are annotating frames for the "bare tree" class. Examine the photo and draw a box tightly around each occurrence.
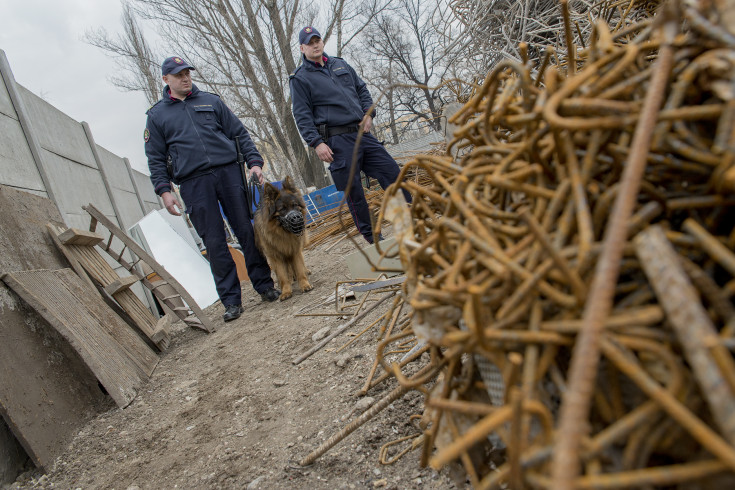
[85,1,161,106]
[434,0,611,80]
[86,0,387,189]
[355,0,451,134]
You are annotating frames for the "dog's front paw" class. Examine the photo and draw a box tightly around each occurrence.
[279,290,293,301]
[300,281,313,292]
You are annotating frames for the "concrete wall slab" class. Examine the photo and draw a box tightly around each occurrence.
[133,170,160,213]
[114,192,147,230]
[0,114,45,192]
[97,146,134,193]
[18,87,96,168]
[0,73,17,119]
[42,151,114,228]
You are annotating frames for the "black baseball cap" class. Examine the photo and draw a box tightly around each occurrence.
[161,56,196,76]
[299,26,321,45]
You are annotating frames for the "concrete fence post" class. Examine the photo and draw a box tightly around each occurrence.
[124,157,148,216]
[0,49,60,213]
[81,121,126,228]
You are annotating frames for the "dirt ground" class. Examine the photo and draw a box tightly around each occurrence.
[8,231,463,490]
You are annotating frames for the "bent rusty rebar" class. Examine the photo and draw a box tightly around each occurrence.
[552,8,679,486]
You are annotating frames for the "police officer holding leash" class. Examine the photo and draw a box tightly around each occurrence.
[145,56,280,323]
[289,27,411,244]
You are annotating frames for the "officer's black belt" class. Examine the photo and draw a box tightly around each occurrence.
[323,125,359,139]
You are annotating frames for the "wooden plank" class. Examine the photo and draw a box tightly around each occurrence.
[151,316,171,349]
[1,186,107,470]
[229,245,249,282]
[47,223,169,351]
[58,228,104,246]
[61,271,159,378]
[83,204,215,333]
[147,277,189,320]
[46,222,97,292]
[104,275,139,296]
[2,269,157,408]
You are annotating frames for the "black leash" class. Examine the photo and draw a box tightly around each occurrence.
[235,136,252,213]
[249,175,264,213]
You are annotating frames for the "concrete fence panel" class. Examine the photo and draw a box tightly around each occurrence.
[18,86,98,169]
[0,64,47,195]
[134,168,161,214]
[97,146,145,230]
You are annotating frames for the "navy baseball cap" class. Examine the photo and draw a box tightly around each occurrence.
[299,26,321,45]
[161,56,196,76]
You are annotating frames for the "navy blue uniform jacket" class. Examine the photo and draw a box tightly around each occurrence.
[145,84,263,196]
[289,55,375,149]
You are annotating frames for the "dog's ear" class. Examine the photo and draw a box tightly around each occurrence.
[263,182,280,200]
[263,183,280,217]
[282,176,297,193]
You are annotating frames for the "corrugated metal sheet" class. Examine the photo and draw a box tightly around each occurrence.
[385,131,444,162]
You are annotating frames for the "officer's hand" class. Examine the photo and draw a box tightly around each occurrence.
[161,191,182,216]
[315,142,333,163]
[361,115,373,133]
[249,165,265,186]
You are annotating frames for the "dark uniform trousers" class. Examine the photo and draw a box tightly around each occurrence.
[179,163,274,306]
[328,132,412,242]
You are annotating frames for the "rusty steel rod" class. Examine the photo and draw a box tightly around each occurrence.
[298,362,439,466]
[292,293,395,365]
[552,10,678,486]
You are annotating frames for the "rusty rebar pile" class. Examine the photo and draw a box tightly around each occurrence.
[370,0,735,487]
[304,188,386,249]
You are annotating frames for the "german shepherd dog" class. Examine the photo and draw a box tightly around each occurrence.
[253,176,313,300]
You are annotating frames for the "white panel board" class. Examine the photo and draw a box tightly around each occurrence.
[156,209,200,253]
[129,211,218,309]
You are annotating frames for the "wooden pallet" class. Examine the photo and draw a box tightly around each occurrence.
[82,204,214,333]
[47,222,171,351]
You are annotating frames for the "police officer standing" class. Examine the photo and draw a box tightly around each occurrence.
[145,56,280,322]
[289,27,411,244]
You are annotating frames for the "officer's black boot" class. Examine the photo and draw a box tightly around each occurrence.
[223,304,244,322]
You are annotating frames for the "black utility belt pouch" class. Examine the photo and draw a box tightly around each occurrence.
[318,124,328,140]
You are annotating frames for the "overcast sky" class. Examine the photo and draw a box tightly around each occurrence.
[1,0,152,174]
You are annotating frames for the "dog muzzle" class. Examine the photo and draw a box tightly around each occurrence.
[278,209,305,235]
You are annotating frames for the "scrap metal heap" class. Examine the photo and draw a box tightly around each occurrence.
[367,0,735,486]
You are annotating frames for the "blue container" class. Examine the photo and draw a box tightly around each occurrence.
[303,185,344,224]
